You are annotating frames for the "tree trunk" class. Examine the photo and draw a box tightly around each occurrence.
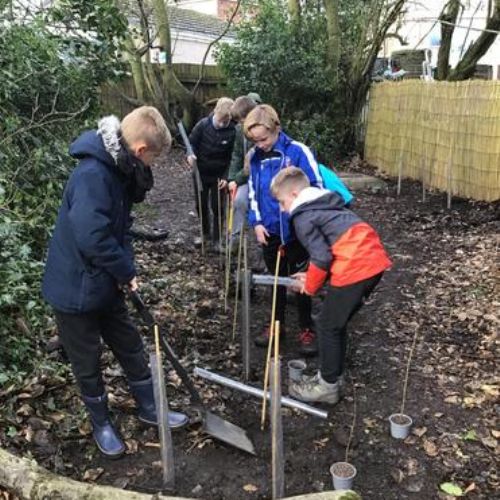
[436,0,461,80]
[324,0,341,79]
[344,0,407,151]
[287,0,301,23]
[124,35,146,103]
[447,0,500,80]
[151,0,196,127]
[0,448,186,500]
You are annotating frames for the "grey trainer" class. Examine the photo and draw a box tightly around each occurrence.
[289,373,340,404]
[301,371,345,390]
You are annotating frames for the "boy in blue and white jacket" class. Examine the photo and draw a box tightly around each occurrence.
[244,104,323,354]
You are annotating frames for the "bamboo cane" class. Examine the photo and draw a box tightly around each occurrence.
[232,223,245,341]
[223,195,230,310]
[241,233,251,381]
[217,178,223,268]
[261,249,282,430]
[271,321,284,499]
[152,325,175,489]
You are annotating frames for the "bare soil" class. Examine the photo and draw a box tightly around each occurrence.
[1,149,498,499]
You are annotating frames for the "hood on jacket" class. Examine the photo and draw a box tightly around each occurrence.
[69,115,121,167]
[290,187,345,216]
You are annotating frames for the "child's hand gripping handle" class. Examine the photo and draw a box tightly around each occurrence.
[177,121,202,192]
[129,290,204,407]
[129,290,155,326]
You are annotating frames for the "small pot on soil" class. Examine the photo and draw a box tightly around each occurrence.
[389,413,413,439]
[287,359,307,382]
[330,461,357,490]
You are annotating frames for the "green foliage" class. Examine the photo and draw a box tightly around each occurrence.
[218,1,331,116]
[217,0,397,157]
[216,0,349,159]
[0,5,125,382]
[440,482,464,496]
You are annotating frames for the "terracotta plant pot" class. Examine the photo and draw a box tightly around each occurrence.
[330,461,357,490]
[389,413,413,439]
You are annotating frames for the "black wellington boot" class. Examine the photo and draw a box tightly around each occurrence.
[129,377,188,429]
[82,393,125,459]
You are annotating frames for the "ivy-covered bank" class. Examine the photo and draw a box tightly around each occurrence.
[0,2,126,383]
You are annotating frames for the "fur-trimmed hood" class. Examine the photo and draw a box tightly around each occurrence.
[290,187,344,215]
[69,115,121,166]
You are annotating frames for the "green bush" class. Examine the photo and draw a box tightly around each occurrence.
[216,0,347,158]
[0,14,124,382]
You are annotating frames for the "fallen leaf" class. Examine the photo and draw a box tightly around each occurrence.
[125,439,139,454]
[480,384,499,397]
[444,395,461,404]
[243,484,258,492]
[440,482,463,496]
[390,468,404,484]
[406,458,419,476]
[413,426,427,437]
[481,436,497,449]
[461,430,477,441]
[423,438,439,457]
[313,437,329,449]
[83,468,104,481]
[463,482,476,494]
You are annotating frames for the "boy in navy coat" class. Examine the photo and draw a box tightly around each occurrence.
[42,107,187,458]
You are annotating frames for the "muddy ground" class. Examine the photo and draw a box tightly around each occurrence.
[1,150,498,499]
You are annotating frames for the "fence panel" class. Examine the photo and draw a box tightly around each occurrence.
[364,80,500,201]
[99,63,227,118]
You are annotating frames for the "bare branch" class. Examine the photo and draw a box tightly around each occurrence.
[192,0,242,97]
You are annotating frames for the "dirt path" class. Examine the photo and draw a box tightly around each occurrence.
[1,150,498,499]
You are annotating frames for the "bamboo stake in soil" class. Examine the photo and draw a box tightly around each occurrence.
[421,157,426,202]
[217,179,223,268]
[397,152,403,196]
[345,383,356,463]
[261,250,282,430]
[195,171,205,257]
[232,225,245,341]
[270,321,284,499]
[241,234,251,381]
[151,325,175,490]
[447,156,453,210]
[224,193,234,312]
[401,327,420,415]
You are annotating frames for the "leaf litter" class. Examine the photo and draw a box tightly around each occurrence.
[0,152,498,499]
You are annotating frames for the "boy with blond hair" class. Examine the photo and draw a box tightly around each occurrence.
[42,106,188,458]
[227,94,260,244]
[271,167,391,404]
[244,104,323,354]
[187,97,236,249]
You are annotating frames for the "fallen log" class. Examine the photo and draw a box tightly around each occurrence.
[0,448,361,500]
[0,448,189,500]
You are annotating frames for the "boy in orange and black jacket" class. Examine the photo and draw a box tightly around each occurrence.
[271,167,391,404]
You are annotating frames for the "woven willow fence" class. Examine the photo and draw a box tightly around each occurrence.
[364,80,500,202]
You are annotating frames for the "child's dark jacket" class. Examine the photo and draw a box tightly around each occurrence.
[189,114,235,183]
[42,117,137,314]
[290,187,391,294]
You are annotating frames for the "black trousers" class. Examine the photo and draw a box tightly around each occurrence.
[261,234,312,330]
[316,272,383,383]
[193,173,224,242]
[55,295,150,397]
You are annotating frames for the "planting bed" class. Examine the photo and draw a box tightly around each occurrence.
[1,150,498,499]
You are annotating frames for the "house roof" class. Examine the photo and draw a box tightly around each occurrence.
[168,6,235,38]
